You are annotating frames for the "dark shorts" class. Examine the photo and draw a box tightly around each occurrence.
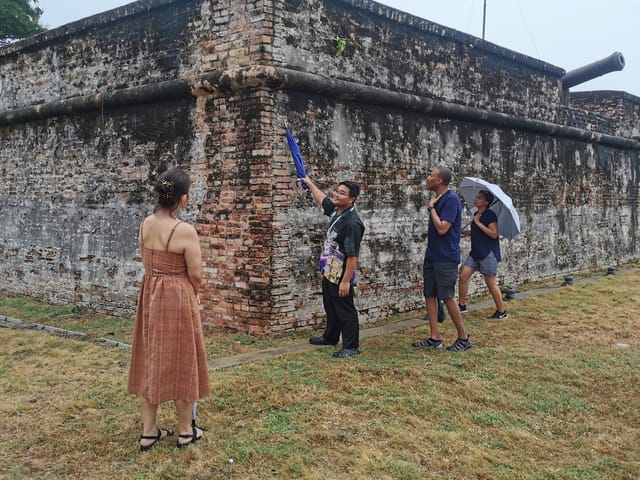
[463,251,498,276]
[423,260,458,300]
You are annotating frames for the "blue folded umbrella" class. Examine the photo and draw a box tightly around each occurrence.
[285,127,309,191]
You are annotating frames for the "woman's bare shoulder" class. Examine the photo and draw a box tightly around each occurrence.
[141,214,157,226]
[176,221,198,238]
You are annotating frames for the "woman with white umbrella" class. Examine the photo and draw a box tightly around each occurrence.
[458,189,508,319]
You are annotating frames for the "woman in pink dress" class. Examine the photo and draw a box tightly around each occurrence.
[128,168,211,451]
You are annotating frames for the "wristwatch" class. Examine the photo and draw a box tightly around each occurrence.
[427,207,432,212]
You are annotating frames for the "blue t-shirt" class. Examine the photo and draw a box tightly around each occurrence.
[470,209,501,261]
[426,190,462,263]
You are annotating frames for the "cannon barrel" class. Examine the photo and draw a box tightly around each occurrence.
[561,51,625,89]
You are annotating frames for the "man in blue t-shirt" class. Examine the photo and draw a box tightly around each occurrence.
[412,166,471,352]
[458,189,507,319]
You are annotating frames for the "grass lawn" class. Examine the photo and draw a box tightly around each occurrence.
[1,269,639,479]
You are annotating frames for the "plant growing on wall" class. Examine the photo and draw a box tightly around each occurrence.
[335,36,347,55]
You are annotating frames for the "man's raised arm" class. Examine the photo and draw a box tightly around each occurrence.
[300,176,326,206]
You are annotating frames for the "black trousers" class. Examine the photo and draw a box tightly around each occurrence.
[321,277,359,350]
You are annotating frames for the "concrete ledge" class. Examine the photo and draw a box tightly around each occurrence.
[98,338,132,349]
[30,323,88,340]
[0,315,24,325]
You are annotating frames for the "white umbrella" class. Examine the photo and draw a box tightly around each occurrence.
[458,177,521,240]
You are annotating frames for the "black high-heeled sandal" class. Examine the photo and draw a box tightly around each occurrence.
[177,426,204,449]
[139,428,173,452]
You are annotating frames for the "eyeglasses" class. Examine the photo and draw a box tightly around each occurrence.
[333,189,350,197]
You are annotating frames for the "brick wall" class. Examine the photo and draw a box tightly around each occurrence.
[1,0,638,333]
[568,90,640,140]
[0,0,206,111]
[274,0,564,122]
[0,98,199,312]
[271,91,639,329]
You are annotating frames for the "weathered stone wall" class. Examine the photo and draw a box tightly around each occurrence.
[274,0,564,122]
[262,0,639,330]
[0,98,202,312]
[0,0,208,111]
[1,0,638,333]
[0,0,213,313]
[568,91,640,139]
[559,104,616,136]
[271,91,639,329]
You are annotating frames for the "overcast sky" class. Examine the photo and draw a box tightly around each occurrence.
[37,0,639,95]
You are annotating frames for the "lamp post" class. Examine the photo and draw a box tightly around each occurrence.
[482,0,486,40]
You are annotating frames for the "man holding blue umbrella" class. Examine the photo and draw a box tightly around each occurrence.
[300,175,365,358]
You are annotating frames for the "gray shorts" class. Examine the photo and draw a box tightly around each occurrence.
[423,260,458,300]
[463,251,498,276]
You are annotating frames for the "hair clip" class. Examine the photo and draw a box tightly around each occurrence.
[159,179,174,199]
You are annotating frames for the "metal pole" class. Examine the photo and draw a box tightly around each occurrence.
[482,0,487,40]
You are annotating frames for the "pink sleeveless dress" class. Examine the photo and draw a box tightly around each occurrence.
[127,222,211,404]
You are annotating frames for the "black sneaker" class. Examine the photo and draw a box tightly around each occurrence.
[488,311,508,319]
[333,348,360,358]
[458,304,468,314]
[412,338,443,349]
[446,337,472,352]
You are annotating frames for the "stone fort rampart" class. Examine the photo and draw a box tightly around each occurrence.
[1,0,639,333]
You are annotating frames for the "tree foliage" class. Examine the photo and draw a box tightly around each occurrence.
[0,0,46,45]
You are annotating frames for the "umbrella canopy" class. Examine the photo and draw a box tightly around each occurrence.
[458,177,521,240]
[285,127,308,191]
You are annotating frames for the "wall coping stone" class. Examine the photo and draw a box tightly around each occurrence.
[2,0,565,80]
[570,90,640,105]
[0,0,178,57]
[338,0,565,76]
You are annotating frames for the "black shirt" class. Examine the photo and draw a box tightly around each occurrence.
[322,197,365,258]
